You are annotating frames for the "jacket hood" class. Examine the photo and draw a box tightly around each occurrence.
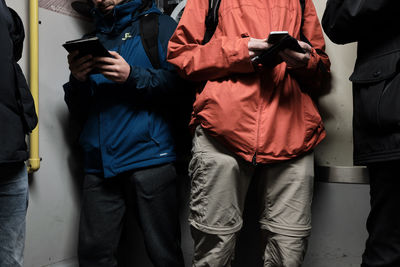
[8,7,24,61]
[92,0,160,34]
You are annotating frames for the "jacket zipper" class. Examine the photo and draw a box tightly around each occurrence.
[252,152,257,166]
[253,91,265,166]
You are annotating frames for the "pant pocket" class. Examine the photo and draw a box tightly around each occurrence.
[351,51,400,130]
[354,72,400,131]
[377,72,400,128]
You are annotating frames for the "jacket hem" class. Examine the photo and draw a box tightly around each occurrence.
[104,156,176,178]
[354,149,400,166]
[198,121,324,164]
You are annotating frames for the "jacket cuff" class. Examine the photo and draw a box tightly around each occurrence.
[305,47,320,71]
[69,74,90,90]
[124,65,137,88]
[228,37,255,73]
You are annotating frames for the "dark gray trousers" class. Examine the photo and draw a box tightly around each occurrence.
[78,163,184,267]
[362,160,400,267]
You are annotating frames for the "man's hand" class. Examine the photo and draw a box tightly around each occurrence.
[279,41,312,69]
[94,51,131,83]
[248,38,272,61]
[68,51,94,82]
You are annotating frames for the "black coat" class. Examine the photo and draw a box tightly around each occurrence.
[322,0,400,165]
[0,0,37,164]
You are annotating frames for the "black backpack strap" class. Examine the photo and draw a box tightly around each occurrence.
[140,13,160,69]
[299,0,312,46]
[300,0,305,18]
[202,0,222,44]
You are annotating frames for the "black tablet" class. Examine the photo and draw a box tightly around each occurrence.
[62,36,112,58]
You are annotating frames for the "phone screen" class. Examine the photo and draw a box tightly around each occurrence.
[267,31,289,44]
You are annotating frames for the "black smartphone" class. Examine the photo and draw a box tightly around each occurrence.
[267,31,305,53]
[267,31,290,44]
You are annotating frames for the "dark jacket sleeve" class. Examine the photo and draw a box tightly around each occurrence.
[124,14,184,102]
[322,0,400,44]
[125,64,182,101]
[63,75,92,122]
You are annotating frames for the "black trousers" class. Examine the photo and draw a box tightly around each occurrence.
[78,163,185,267]
[361,160,400,267]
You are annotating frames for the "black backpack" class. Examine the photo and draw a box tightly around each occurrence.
[139,13,195,167]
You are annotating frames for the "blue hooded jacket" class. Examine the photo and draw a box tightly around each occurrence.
[63,0,180,178]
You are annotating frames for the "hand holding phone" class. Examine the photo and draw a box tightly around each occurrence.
[252,31,305,67]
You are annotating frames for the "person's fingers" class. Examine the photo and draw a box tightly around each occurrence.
[108,51,121,58]
[94,56,115,65]
[248,38,270,51]
[68,52,92,65]
[279,49,309,68]
[298,41,312,53]
[67,50,79,64]
[70,59,94,73]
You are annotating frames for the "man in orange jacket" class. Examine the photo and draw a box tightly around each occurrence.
[167,0,330,265]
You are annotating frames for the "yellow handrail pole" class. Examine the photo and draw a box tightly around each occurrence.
[28,0,40,173]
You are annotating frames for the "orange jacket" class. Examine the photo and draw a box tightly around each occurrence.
[167,0,331,164]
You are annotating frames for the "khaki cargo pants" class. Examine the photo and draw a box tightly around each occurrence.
[189,127,314,267]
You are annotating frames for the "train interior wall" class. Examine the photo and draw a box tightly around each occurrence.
[5,0,369,266]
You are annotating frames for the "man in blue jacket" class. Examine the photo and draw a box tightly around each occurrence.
[63,0,185,266]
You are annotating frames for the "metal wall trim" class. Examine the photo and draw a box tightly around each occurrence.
[315,165,369,184]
